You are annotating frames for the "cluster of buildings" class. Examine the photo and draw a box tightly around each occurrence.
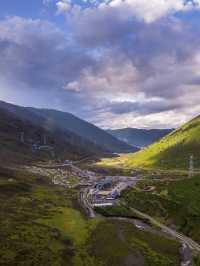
[89,176,138,207]
[90,179,120,207]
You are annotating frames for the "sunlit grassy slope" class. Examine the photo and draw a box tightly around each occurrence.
[99,115,200,170]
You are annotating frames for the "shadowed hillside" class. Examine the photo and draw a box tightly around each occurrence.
[0,101,137,154]
[0,107,106,165]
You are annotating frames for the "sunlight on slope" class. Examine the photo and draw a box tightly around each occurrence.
[98,115,200,170]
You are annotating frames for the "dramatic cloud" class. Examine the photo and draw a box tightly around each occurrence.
[1,0,200,129]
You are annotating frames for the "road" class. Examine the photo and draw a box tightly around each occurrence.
[130,207,200,253]
[80,188,96,218]
[180,243,192,266]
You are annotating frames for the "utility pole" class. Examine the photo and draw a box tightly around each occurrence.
[51,150,55,158]
[188,155,194,178]
[43,135,47,145]
[20,132,25,143]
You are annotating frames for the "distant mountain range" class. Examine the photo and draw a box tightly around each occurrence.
[0,101,136,163]
[107,128,173,148]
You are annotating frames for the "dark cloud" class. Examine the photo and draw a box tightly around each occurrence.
[69,7,134,47]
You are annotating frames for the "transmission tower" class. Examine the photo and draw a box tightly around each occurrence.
[20,132,25,143]
[43,135,47,145]
[188,155,194,178]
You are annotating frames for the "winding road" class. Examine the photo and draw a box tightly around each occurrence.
[80,188,96,218]
[81,186,200,254]
[130,207,200,253]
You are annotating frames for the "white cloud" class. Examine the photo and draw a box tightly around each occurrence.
[64,81,81,92]
[58,0,200,23]
[56,0,72,14]
[108,0,199,23]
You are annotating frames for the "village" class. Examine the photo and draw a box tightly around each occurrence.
[25,160,138,208]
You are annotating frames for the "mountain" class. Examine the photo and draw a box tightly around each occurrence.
[0,107,107,164]
[101,115,200,170]
[107,128,173,148]
[0,101,136,156]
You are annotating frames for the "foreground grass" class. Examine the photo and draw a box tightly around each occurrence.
[0,168,76,266]
[0,167,101,266]
[38,206,99,246]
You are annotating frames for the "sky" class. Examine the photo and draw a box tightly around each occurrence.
[0,0,200,129]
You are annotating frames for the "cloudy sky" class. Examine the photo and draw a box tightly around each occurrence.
[0,0,200,129]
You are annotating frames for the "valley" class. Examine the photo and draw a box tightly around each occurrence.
[0,161,184,266]
[14,158,200,265]
[1,102,200,266]
[1,2,200,265]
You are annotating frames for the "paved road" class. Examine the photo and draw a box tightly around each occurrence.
[180,243,192,266]
[80,188,96,218]
[130,207,200,253]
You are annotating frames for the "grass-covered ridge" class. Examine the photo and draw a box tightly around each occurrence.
[98,114,200,170]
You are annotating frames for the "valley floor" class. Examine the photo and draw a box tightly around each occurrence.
[1,160,200,266]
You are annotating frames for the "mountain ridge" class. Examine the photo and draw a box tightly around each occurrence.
[0,106,107,164]
[0,101,137,155]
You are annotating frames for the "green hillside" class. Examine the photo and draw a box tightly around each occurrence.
[99,115,200,171]
[0,101,136,154]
